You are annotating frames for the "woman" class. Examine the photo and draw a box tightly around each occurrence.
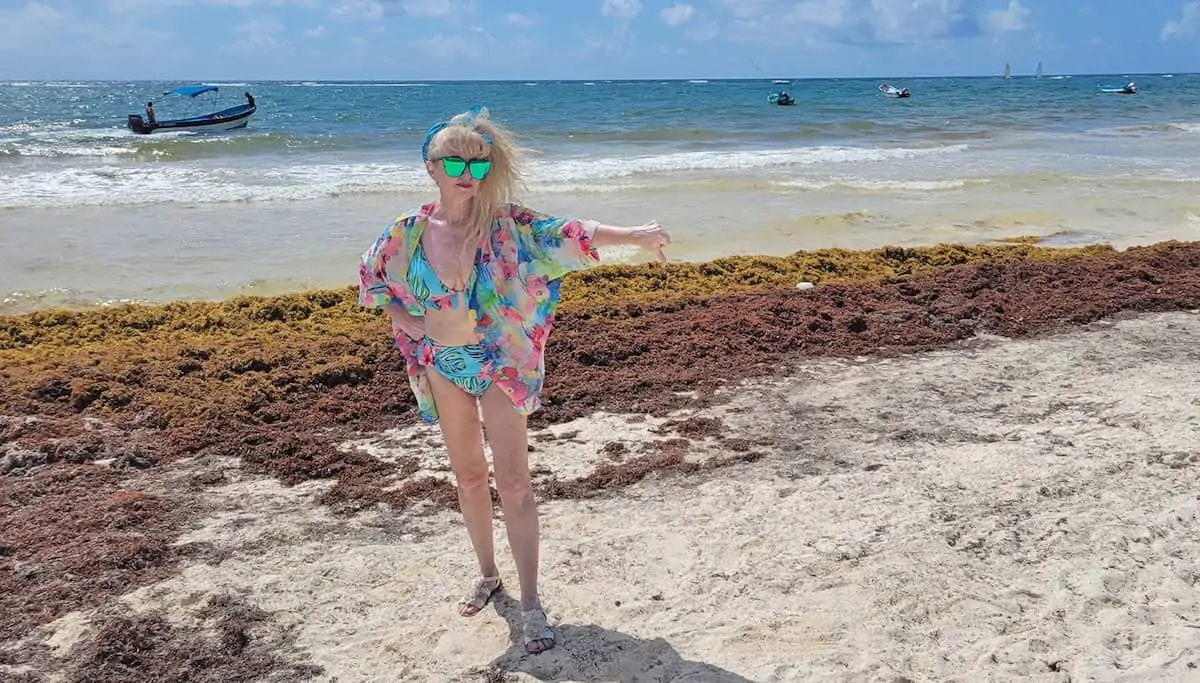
[358,106,670,654]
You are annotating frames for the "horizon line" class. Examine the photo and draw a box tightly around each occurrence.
[3,71,1194,83]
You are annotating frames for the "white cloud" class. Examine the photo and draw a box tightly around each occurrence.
[2,1,107,58]
[716,0,769,20]
[787,0,850,29]
[412,29,491,58]
[0,1,66,48]
[715,0,985,45]
[505,12,536,27]
[685,21,720,41]
[0,1,171,50]
[400,0,468,18]
[601,0,642,20]
[0,0,173,73]
[108,0,317,11]
[987,0,1029,33]
[108,0,192,11]
[304,24,327,37]
[660,3,694,26]
[332,0,383,19]
[1161,1,1199,41]
[330,0,475,21]
[223,14,286,54]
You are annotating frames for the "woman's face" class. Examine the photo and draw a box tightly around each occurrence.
[425,133,492,201]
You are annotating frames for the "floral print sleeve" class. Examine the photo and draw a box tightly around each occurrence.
[509,203,601,280]
[358,213,417,311]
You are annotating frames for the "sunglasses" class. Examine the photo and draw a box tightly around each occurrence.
[437,156,492,181]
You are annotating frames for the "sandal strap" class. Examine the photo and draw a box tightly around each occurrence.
[458,575,501,607]
[522,608,554,643]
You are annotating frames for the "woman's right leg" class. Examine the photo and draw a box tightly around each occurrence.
[424,369,498,616]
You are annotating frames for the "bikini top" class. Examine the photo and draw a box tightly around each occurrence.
[407,237,479,312]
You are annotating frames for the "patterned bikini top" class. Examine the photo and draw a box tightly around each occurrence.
[406,238,480,312]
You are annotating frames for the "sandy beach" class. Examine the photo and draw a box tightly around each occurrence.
[2,241,1200,682]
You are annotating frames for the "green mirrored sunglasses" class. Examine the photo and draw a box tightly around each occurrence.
[438,156,492,181]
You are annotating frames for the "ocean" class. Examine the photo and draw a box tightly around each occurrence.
[2,75,1199,314]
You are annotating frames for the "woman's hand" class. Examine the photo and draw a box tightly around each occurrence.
[628,221,671,265]
[385,303,426,340]
[591,221,672,264]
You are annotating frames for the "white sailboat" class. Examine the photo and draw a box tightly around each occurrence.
[1004,62,1012,79]
[1036,61,1043,78]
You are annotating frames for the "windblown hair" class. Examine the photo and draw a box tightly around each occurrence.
[426,107,524,253]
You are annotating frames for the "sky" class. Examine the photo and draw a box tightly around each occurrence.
[0,0,1197,81]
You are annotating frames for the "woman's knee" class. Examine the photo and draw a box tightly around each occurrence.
[494,470,535,507]
[451,455,491,492]
[439,415,491,491]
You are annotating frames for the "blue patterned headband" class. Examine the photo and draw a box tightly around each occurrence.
[421,105,494,161]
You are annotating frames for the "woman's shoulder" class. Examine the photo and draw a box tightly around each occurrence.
[394,202,435,226]
[498,201,541,226]
[487,202,519,228]
[384,202,435,237]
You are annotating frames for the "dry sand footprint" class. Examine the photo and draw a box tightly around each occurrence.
[16,310,1200,683]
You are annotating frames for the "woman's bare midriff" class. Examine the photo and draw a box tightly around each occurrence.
[422,299,481,346]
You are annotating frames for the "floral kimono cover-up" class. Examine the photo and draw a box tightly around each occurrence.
[358,201,601,424]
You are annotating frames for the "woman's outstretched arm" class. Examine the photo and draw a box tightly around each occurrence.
[590,221,671,264]
[509,204,671,276]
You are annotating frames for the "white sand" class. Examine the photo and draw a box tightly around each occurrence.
[35,311,1200,682]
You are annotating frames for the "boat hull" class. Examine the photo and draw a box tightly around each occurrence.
[128,104,255,134]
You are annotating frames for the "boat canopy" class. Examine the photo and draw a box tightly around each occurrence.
[164,85,218,98]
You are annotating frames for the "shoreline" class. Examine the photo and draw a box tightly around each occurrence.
[0,236,1127,318]
[6,148,1200,317]
[3,240,1200,681]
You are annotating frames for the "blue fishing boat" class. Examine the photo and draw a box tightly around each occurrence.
[127,85,256,134]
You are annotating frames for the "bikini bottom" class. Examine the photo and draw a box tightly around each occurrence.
[415,337,495,397]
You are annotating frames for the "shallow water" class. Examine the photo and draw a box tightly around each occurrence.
[2,75,1199,313]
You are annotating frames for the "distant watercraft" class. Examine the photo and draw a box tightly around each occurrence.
[878,82,910,98]
[127,85,256,135]
[1097,81,1137,94]
[768,91,796,106]
[1036,61,1043,78]
[768,80,796,105]
[1004,62,1012,79]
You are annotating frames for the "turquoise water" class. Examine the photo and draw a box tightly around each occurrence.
[2,75,1198,207]
[1,75,1199,313]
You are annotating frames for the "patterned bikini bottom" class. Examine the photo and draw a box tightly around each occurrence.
[415,337,495,397]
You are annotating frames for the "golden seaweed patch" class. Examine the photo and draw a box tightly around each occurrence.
[0,243,1126,431]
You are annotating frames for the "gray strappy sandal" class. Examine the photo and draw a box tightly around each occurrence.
[457,575,502,617]
[522,607,555,653]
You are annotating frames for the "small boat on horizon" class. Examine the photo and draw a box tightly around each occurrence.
[1097,81,1137,94]
[768,91,796,105]
[768,80,796,106]
[127,85,257,135]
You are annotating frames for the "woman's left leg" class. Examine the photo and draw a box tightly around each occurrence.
[478,384,554,653]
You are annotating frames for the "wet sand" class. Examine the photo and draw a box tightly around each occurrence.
[2,241,1199,682]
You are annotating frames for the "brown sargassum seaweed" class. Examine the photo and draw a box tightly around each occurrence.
[2,241,1199,679]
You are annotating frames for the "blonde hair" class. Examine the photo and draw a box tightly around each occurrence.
[426,107,524,254]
